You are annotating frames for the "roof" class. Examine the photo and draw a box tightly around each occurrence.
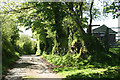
[93,24,117,34]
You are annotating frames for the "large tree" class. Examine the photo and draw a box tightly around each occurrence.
[1,1,110,61]
[64,2,109,62]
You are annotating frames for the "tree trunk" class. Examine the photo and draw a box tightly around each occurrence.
[52,3,68,54]
[66,2,108,62]
[104,27,109,53]
[36,34,41,55]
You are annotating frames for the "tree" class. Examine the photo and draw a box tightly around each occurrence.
[103,1,119,52]
[88,0,94,35]
[0,13,20,71]
[15,2,68,55]
[1,1,110,62]
[16,34,35,54]
[104,1,120,19]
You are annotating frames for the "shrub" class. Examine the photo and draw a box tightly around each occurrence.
[42,53,85,67]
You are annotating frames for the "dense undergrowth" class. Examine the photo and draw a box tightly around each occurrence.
[42,48,120,78]
[1,14,36,73]
[2,52,19,72]
[2,35,36,73]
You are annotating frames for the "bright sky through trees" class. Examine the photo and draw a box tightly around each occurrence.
[19,15,118,36]
[0,0,118,36]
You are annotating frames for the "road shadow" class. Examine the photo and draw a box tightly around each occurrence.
[10,62,36,69]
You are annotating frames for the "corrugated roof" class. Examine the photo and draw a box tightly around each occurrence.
[93,24,117,34]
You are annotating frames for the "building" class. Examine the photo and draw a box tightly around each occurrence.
[92,24,117,46]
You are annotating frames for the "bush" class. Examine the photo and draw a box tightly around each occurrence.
[16,35,36,54]
[2,39,19,72]
[42,53,86,67]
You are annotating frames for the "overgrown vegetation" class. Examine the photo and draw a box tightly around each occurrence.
[55,66,120,78]
[42,48,120,78]
[1,14,20,72]
[16,34,36,55]
[1,14,35,72]
[1,0,120,79]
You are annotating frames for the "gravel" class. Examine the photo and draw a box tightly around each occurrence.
[3,55,63,80]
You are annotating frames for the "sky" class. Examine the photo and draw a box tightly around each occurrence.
[92,16,118,29]
[19,27,32,36]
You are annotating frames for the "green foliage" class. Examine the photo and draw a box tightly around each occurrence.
[3,1,108,57]
[64,66,120,78]
[1,1,120,78]
[108,48,120,65]
[1,14,20,72]
[109,48,120,54]
[16,34,36,54]
[104,2,119,19]
[53,64,120,78]
[42,49,120,78]
[42,52,103,68]
[42,53,85,67]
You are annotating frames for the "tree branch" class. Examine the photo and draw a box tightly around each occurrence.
[65,2,85,34]
[88,0,94,35]
[3,6,36,14]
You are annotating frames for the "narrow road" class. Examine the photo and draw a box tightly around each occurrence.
[3,55,63,80]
